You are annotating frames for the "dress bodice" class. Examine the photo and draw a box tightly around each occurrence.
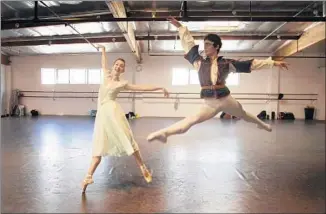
[97,80,128,105]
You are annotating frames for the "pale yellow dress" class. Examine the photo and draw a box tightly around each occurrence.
[91,80,139,157]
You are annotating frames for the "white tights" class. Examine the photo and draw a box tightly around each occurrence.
[147,95,271,143]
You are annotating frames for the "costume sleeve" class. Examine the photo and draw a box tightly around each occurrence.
[251,57,275,70]
[228,59,255,73]
[178,25,196,54]
[228,57,275,73]
[184,45,201,65]
[178,25,201,71]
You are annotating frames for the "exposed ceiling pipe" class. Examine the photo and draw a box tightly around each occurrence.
[1,34,301,47]
[129,9,317,13]
[139,35,300,41]
[148,52,326,59]
[2,33,122,41]
[4,11,318,23]
[2,15,326,26]
[252,2,315,49]
[4,11,112,21]
[1,30,303,41]
[39,1,98,51]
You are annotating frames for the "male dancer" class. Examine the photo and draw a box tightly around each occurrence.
[147,16,289,143]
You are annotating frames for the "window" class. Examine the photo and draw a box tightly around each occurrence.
[41,68,105,84]
[69,69,86,84]
[41,68,56,84]
[100,69,105,84]
[171,67,239,86]
[226,72,239,86]
[88,69,101,84]
[189,69,200,84]
[57,69,69,84]
[172,68,189,85]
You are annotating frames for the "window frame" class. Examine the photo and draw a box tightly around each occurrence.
[40,68,102,85]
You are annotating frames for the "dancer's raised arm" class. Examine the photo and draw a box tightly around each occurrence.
[167,16,201,71]
[97,45,110,84]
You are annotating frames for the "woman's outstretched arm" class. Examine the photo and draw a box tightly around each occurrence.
[125,83,169,97]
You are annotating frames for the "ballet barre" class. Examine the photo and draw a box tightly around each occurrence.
[19,94,317,101]
[18,90,318,106]
[19,90,318,96]
[21,95,317,101]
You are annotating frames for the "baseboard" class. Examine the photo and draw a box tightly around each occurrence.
[28,114,94,118]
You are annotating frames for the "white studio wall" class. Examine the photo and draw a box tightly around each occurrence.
[278,57,325,120]
[9,52,325,120]
[10,53,136,116]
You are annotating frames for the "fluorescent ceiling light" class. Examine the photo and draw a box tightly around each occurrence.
[183,21,246,32]
[197,40,242,51]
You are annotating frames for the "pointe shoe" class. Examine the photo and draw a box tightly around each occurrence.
[140,165,152,183]
[82,174,94,193]
[257,123,272,132]
[147,131,167,143]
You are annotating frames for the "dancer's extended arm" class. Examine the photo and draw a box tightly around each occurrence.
[228,57,289,73]
[125,84,169,97]
[252,57,289,71]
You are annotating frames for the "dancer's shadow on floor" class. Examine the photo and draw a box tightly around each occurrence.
[104,167,159,192]
[106,175,158,192]
[107,180,139,192]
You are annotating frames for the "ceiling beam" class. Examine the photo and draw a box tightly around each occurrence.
[1,34,300,47]
[273,22,325,60]
[2,16,326,30]
[127,11,318,18]
[1,14,114,30]
[106,1,141,63]
[2,33,300,42]
[137,35,300,41]
[1,37,126,46]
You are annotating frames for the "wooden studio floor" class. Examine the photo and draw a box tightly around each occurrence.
[1,116,325,213]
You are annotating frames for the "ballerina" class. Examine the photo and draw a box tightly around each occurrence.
[82,45,169,192]
[147,16,289,143]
